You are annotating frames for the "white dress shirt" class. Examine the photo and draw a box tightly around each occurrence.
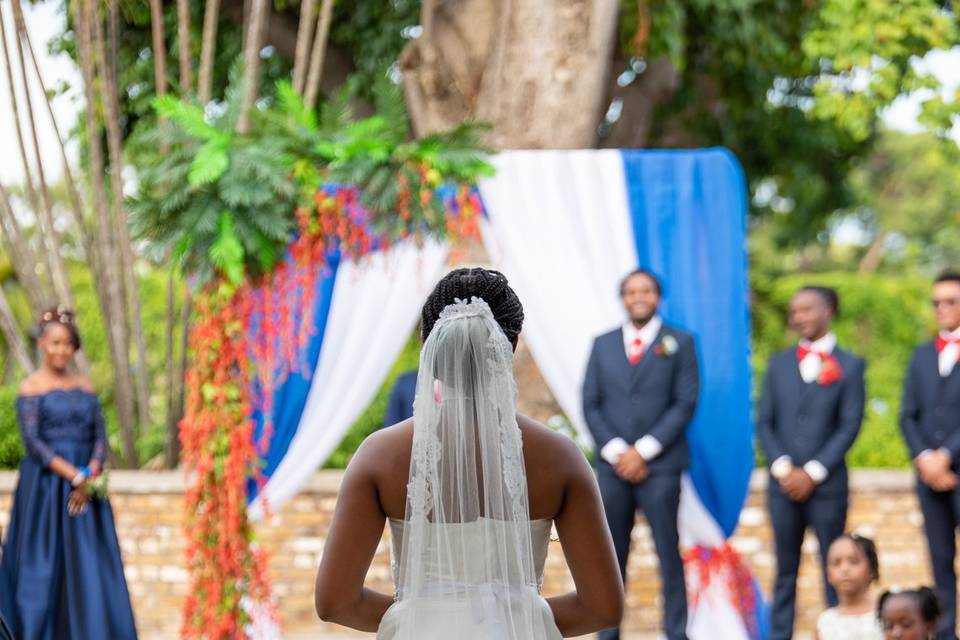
[770,332,837,485]
[600,316,665,465]
[939,326,960,377]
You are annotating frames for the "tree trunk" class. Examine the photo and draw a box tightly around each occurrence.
[198,0,221,104]
[859,230,889,273]
[164,265,180,468]
[149,0,168,97]
[0,282,33,374]
[0,4,52,311]
[291,0,317,94]
[0,182,48,316]
[177,0,192,92]
[236,0,270,134]
[303,0,334,109]
[95,0,153,430]
[401,0,619,149]
[9,0,76,317]
[75,0,139,467]
[20,19,99,277]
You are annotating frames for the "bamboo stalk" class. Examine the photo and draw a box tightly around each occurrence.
[197,0,221,104]
[303,0,334,109]
[9,0,77,318]
[291,0,318,94]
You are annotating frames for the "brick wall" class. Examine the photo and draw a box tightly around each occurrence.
[0,470,942,638]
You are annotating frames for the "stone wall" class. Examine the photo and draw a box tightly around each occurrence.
[0,470,942,638]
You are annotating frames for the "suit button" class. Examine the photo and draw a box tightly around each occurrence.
[798,415,807,424]
[935,431,946,440]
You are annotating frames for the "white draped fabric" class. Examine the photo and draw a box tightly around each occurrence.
[248,239,448,520]
[479,150,639,443]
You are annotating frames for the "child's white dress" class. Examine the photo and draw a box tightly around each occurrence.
[816,608,883,640]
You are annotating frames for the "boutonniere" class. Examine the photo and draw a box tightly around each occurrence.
[818,355,844,385]
[653,335,679,357]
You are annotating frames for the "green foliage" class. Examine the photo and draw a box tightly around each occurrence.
[842,129,960,271]
[752,271,934,468]
[128,87,298,284]
[329,0,421,101]
[323,332,420,469]
[130,75,491,286]
[0,387,24,468]
[618,0,960,245]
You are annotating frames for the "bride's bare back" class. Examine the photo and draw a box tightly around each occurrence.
[315,413,624,636]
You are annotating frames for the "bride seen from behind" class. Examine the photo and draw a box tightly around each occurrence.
[315,268,623,638]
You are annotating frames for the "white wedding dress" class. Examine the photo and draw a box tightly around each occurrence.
[375,298,563,640]
[378,518,561,639]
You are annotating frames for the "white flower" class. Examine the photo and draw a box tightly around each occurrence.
[661,335,678,356]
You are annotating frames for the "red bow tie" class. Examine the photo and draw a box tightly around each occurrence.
[797,345,828,361]
[936,335,960,353]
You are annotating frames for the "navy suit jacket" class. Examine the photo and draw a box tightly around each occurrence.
[582,324,700,473]
[383,370,417,427]
[900,341,960,466]
[757,347,866,495]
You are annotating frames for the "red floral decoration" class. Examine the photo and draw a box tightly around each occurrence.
[179,168,483,638]
[818,355,843,385]
[684,543,760,640]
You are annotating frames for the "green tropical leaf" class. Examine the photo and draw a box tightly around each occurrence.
[189,140,231,186]
[276,80,317,131]
[153,95,219,141]
[209,211,245,285]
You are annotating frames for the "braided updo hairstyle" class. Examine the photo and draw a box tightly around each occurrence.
[38,306,82,350]
[421,268,524,344]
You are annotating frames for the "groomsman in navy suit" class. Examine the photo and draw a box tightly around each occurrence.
[757,286,866,640]
[901,270,960,640]
[583,269,700,640]
[383,369,418,427]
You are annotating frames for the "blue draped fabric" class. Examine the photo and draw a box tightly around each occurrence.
[622,148,753,538]
[247,250,341,502]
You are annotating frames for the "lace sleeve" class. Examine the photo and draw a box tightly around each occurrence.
[91,396,108,465]
[17,396,56,466]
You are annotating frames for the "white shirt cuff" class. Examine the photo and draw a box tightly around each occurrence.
[770,456,794,480]
[634,436,663,461]
[600,438,630,465]
[917,448,952,462]
[803,460,829,485]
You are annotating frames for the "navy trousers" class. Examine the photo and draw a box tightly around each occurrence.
[598,467,687,640]
[768,488,847,640]
[916,480,960,640]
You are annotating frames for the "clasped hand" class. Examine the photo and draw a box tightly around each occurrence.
[916,449,958,492]
[68,484,89,516]
[614,448,649,484]
[779,468,816,503]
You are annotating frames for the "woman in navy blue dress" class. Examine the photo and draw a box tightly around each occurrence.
[0,308,137,639]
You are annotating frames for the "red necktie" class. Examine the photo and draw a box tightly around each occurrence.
[935,335,960,354]
[628,338,644,365]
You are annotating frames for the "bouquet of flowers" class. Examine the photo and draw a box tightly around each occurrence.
[78,466,109,500]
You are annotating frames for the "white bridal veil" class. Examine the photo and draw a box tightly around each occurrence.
[384,297,557,639]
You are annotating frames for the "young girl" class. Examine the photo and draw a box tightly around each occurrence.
[816,534,883,640]
[878,587,941,640]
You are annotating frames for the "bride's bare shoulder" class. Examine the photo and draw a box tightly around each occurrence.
[348,419,414,477]
[517,414,589,469]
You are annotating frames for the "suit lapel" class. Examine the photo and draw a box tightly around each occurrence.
[609,331,634,383]
[785,349,813,403]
